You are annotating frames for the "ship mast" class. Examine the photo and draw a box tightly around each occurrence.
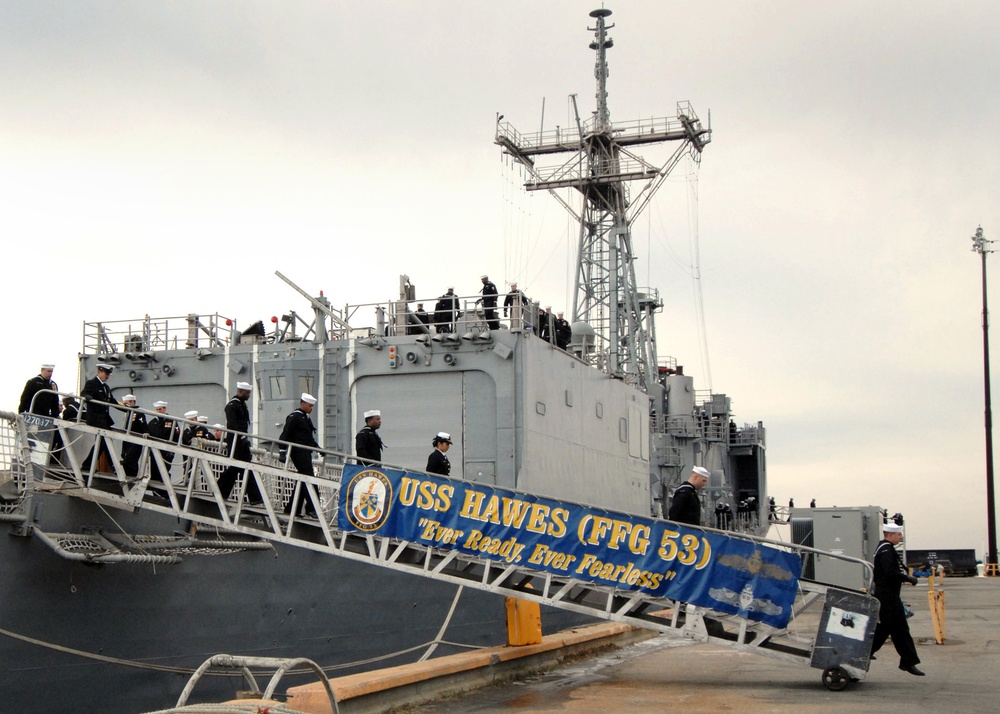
[496,8,711,389]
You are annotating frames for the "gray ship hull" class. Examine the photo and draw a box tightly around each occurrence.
[0,491,588,713]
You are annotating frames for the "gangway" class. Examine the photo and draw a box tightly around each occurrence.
[4,406,878,692]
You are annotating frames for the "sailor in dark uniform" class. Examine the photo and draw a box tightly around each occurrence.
[80,364,118,472]
[426,432,453,476]
[479,275,499,330]
[871,522,924,675]
[220,381,261,502]
[408,303,432,335]
[434,287,459,333]
[19,363,59,417]
[355,409,384,464]
[667,466,709,525]
[147,400,178,488]
[279,393,320,475]
[503,282,527,325]
[119,394,148,477]
[554,312,572,350]
[539,307,554,342]
[279,393,320,516]
[61,396,80,422]
[180,410,202,446]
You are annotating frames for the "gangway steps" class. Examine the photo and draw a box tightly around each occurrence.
[11,414,878,690]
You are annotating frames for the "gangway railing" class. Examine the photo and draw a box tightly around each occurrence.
[5,409,879,691]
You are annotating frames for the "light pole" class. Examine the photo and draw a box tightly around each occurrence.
[972,226,998,570]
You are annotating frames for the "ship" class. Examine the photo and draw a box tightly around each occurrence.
[0,9,767,713]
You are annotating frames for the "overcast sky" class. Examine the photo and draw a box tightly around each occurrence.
[2,1,998,552]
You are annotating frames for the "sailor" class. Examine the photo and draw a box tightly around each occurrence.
[61,396,80,422]
[210,423,225,441]
[539,306,554,342]
[119,394,148,477]
[355,409,384,464]
[280,393,320,517]
[196,415,215,441]
[280,393,320,477]
[554,312,572,350]
[434,287,459,333]
[80,364,118,472]
[147,400,178,487]
[426,432,453,476]
[871,522,924,676]
[81,364,117,428]
[479,275,500,330]
[503,282,528,328]
[408,302,431,335]
[18,363,59,417]
[181,410,201,446]
[667,466,709,526]
[220,381,261,503]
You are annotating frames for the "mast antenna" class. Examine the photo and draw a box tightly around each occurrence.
[495,8,711,389]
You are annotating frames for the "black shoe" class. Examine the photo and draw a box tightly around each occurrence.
[869,655,876,660]
[900,665,925,676]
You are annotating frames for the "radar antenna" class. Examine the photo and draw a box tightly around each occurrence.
[496,8,711,389]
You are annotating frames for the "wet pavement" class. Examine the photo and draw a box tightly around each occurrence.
[418,577,1000,713]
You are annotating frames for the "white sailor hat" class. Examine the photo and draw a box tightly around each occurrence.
[883,522,904,534]
[433,432,453,444]
[212,423,224,430]
[197,415,209,423]
[364,409,381,419]
[41,363,55,370]
[692,466,711,478]
[122,394,137,403]
[301,393,317,405]
[183,410,198,419]
[153,400,168,408]
[510,281,518,286]
[236,381,252,391]
[480,274,489,280]
[97,363,114,373]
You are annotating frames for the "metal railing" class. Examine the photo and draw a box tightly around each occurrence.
[6,409,879,687]
[82,314,239,354]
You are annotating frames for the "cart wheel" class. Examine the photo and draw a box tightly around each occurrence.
[822,666,850,691]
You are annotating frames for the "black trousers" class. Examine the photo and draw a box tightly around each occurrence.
[871,598,919,667]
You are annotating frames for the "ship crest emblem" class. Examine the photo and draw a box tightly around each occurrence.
[345,469,393,532]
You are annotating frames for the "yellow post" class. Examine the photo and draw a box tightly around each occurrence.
[927,572,946,644]
[505,595,543,646]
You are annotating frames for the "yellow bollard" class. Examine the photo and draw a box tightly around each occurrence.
[927,572,946,644]
[505,595,543,646]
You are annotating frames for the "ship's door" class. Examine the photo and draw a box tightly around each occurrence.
[351,370,497,481]
[463,371,497,485]
[353,372,463,476]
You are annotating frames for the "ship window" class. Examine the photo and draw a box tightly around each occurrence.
[536,401,546,416]
[596,402,603,418]
[269,375,288,399]
[619,417,627,443]
[565,390,573,407]
[298,375,315,396]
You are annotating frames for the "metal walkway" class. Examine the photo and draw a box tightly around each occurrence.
[4,407,878,690]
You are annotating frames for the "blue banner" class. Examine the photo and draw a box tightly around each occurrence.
[338,465,801,628]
